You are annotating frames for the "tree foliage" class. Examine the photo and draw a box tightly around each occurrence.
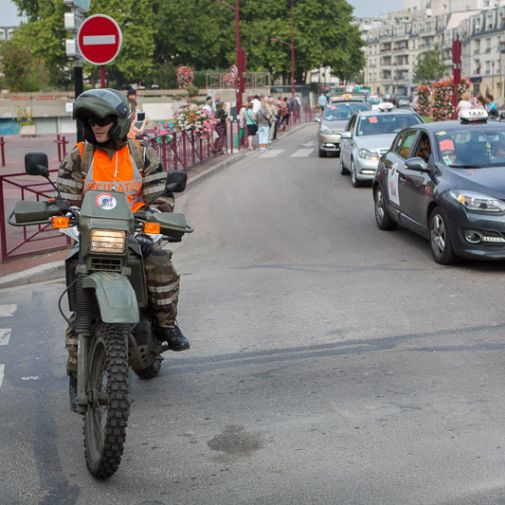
[6,0,364,90]
[414,47,447,84]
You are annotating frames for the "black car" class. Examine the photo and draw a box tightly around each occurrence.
[373,112,505,264]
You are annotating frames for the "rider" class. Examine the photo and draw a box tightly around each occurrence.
[57,88,190,411]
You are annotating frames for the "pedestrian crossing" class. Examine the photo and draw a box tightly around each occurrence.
[0,304,17,390]
[258,147,315,159]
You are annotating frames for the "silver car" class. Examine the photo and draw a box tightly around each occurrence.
[316,101,370,157]
[339,107,423,187]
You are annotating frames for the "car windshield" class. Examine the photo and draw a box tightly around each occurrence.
[356,113,421,136]
[323,103,369,121]
[367,97,381,105]
[436,127,505,168]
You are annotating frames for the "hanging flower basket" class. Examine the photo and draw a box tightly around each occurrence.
[176,66,194,89]
[174,104,217,137]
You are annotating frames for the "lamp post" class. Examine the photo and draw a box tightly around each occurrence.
[214,0,244,118]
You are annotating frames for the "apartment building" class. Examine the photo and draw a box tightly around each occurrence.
[0,27,17,41]
[362,0,505,100]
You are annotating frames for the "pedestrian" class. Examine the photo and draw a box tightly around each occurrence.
[268,97,279,141]
[318,92,327,113]
[456,91,472,119]
[486,94,498,118]
[251,95,261,114]
[279,97,290,131]
[126,89,146,139]
[245,101,257,150]
[238,102,247,144]
[213,100,227,154]
[256,97,271,153]
[57,88,190,411]
[203,96,214,116]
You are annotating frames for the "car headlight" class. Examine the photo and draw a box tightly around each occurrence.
[320,126,332,134]
[359,148,379,161]
[90,229,127,253]
[449,190,505,213]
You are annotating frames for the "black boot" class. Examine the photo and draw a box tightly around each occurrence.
[157,324,190,351]
[69,376,78,413]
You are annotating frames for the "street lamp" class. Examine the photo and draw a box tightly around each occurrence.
[214,0,244,118]
[271,0,295,98]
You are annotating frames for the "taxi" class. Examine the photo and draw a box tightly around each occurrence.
[373,108,505,264]
[316,97,369,157]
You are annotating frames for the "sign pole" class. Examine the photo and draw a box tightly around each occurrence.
[100,66,106,88]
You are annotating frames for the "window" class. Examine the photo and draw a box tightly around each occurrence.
[394,130,418,159]
[413,133,432,162]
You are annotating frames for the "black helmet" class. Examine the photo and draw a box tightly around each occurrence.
[73,88,131,144]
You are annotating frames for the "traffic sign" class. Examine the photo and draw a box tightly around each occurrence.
[77,14,123,65]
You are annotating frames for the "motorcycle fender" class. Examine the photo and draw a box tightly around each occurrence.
[83,272,139,323]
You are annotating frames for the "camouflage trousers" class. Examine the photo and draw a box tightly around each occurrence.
[65,244,180,378]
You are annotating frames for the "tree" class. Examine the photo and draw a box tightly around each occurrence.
[414,47,447,84]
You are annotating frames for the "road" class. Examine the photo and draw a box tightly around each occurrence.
[2,124,505,504]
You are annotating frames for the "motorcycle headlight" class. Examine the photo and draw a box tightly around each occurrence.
[359,148,379,161]
[449,190,505,214]
[320,125,332,134]
[90,229,127,253]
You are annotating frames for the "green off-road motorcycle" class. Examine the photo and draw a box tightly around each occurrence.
[10,152,192,480]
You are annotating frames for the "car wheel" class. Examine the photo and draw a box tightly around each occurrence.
[374,185,397,230]
[429,207,456,265]
[339,154,349,175]
[318,148,326,158]
[351,159,363,187]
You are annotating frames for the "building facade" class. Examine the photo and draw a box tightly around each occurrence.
[361,0,505,101]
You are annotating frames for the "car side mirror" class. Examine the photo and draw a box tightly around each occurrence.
[405,157,430,172]
[165,171,187,193]
[340,131,352,139]
[25,152,49,177]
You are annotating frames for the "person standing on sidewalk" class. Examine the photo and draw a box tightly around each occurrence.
[57,88,190,411]
[268,97,279,142]
[318,92,327,114]
[256,97,271,153]
[245,101,257,150]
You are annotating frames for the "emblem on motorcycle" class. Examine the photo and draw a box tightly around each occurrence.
[96,193,117,210]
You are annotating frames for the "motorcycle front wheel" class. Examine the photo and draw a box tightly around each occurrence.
[84,322,130,480]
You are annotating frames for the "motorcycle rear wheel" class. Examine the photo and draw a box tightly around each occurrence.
[84,322,130,480]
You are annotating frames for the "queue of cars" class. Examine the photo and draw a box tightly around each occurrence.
[317,95,505,265]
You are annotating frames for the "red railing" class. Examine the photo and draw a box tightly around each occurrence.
[0,169,70,262]
[0,136,5,167]
[0,108,314,262]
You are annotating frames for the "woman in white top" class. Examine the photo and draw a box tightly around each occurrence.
[456,91,472,119]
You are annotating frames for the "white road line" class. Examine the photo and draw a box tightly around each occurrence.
[259,149,284,158]
[291,148,314,158]
[0,329,10,346]
[302,140,316,147]
[0,364,4,389]
[0,304,16,317]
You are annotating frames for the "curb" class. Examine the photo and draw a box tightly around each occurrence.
[0,121,311,290]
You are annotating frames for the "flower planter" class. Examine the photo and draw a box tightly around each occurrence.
[20,124,36,137]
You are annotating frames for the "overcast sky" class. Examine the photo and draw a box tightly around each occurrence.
[1,0,405,26]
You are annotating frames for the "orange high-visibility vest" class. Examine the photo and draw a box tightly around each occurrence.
[77,141,144,212]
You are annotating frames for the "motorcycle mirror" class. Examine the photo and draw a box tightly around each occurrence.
[25,152,49,177]
[165,171,187,193]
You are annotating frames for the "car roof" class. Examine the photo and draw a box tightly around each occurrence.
[410,120,505,133]
[357,108,416,117]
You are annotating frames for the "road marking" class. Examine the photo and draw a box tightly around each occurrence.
[0,304,16,317]
[0,364,4,388]
[0,329,10,346]
[302,140,316,147]
[291,148,314,158]
[259,149,283,159]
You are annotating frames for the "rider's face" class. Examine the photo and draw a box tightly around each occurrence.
[89,116,114,143]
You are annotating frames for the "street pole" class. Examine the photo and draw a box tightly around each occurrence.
[235,0,242,118]
[290,0,295,98]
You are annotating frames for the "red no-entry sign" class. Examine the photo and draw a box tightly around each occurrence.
[77,14,122,65]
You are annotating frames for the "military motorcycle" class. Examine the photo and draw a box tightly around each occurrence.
[9,152,192,480]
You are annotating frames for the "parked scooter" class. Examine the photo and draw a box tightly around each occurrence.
[9,152,192,479]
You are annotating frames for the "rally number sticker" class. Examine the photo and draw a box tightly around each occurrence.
[388,163,400,206]
[96,193,117,210]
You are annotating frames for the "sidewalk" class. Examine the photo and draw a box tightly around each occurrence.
[0,121,310,288]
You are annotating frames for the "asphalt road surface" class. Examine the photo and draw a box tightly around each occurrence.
[2,125,505,504]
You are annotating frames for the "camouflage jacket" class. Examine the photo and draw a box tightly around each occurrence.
[56,140,174,212]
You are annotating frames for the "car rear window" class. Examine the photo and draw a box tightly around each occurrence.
[356,114,421,136]
[323,103,369,121]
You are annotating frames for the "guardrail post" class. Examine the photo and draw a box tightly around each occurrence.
[160,134,167,171]
[55,134,62,162]
[229,120,234,154]
[0,137,5,167]
[62,135,68,158]
[0,177,7,262]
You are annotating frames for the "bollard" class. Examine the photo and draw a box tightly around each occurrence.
[0,136,5,167]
